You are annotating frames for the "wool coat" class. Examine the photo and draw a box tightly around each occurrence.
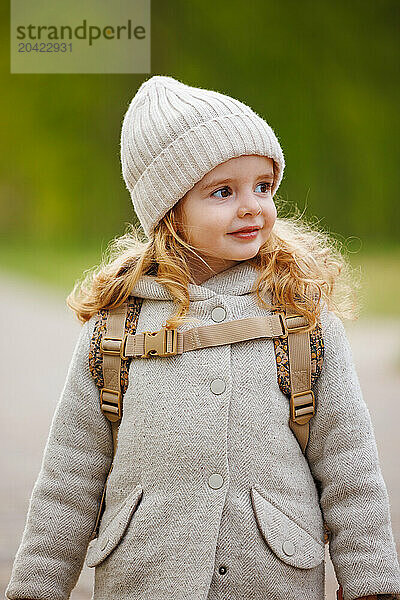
[5,260,400,600]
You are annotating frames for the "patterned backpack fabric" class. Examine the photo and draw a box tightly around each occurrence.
[89,296,143,394]
[273,318,324,395]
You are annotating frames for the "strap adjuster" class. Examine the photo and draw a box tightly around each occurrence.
[277,313,288,338]
[100,335,129,359]
[275,313,309,338]
[143,328,178,357]
[100,388,122,421]
[285,314,310,334]
[290,390,315,425]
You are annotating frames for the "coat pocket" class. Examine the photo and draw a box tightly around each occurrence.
[250,486,325,569]
[85,483,143,568]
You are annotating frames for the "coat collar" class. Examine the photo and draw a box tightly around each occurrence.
[129,259,264,301]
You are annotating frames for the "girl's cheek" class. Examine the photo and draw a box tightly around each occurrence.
[265,201,277,226]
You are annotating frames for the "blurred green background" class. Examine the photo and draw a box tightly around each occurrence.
[1,0,399,315]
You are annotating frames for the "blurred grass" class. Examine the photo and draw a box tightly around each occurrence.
[354,246,400,317]
[0,237,399,317]
[0,237,104,298]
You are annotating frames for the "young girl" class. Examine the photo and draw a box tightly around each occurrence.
[6,75,400,600]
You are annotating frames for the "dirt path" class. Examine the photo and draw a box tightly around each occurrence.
[1,271,399,599]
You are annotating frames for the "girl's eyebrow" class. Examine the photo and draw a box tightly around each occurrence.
[200,172,274,191]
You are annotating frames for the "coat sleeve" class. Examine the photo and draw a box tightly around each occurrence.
[5,316,113,600]
[306,308,400,600]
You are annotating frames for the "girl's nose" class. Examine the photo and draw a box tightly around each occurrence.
[237,194,262,217]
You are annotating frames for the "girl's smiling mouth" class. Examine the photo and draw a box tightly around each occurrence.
[228,227,260,239]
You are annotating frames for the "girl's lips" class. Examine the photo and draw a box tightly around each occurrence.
[228,229,259,239]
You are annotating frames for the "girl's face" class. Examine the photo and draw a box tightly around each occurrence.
[176,154,277,282]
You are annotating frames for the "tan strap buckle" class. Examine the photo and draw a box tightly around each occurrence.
[143,328,178,357]
[275,312,309,338]
[285,314,310,334]
[100,335,129,360]
[290,390,315,425]
[100,388,122,421]
[277,313,289,338]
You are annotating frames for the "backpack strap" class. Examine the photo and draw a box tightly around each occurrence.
[272,305,324,455]
[120,313,288,357]
[284,304,315,455]
[88,297,143,541]
[101,302,128,426]
[273,305,330,544]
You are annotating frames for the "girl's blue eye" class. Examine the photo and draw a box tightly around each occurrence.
[255,182,272,193]
[211,182,272,198]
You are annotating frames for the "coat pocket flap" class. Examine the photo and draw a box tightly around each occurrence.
[86,483,143,568]
[250,486,324,569]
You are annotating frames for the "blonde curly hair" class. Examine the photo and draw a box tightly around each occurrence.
[66,193,362,332]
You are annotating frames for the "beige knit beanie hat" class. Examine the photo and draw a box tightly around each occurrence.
[120,75,285,240]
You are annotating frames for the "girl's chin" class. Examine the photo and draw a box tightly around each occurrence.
[223,248,261,261]
[225,237,262,249]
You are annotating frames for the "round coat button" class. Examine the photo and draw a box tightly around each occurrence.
[211,306,226,322]
[282,540,295,556]
[208,473,224,489]
[210,378,226,395]
[218,565,227,575]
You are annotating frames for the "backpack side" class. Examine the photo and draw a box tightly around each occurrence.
[87,296,143,541]
[273,321,324,394]
[272,306,329,543]
[89,296,143,395]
